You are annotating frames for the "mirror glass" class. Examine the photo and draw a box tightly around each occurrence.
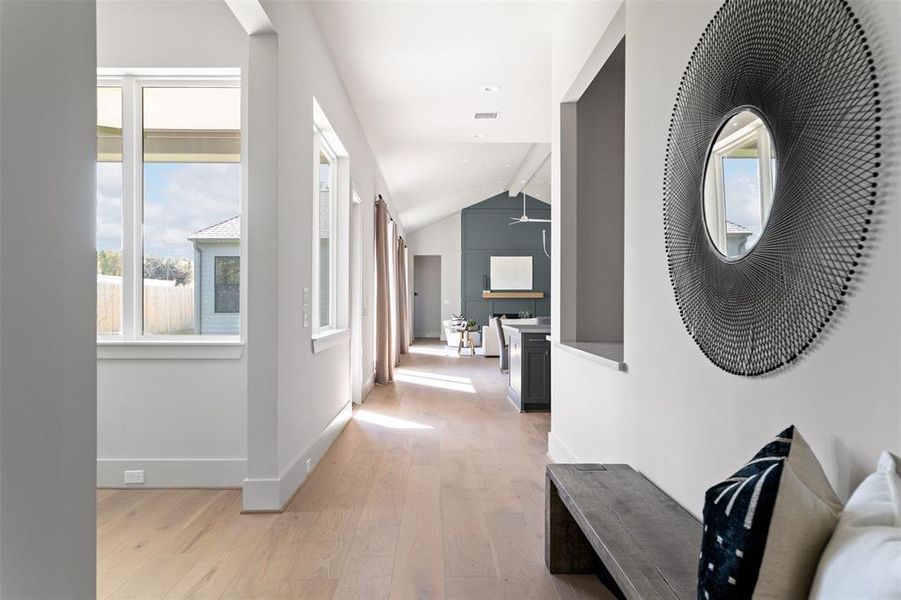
[703,109,776,259]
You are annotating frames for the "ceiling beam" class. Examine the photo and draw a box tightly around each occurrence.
[507,143,551,197]
[224,0,275,35]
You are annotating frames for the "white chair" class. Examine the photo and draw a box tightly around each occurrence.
[482,325,499,357]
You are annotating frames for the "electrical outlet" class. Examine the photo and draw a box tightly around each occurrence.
[124,469,144,485]
[305,458,313,475]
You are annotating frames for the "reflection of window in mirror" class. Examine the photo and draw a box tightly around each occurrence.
[703,110,775,258]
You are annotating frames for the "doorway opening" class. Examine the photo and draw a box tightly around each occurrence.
[413,255,442,339]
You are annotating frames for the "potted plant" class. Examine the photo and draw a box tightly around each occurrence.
[463,319,482,351]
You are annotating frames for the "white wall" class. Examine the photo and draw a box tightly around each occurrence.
[96,0,395,506]
[407,211,462,340]
[0,1,97,596]
[550,0,901,517]
[96,0,250,487]
[241,0,396,510]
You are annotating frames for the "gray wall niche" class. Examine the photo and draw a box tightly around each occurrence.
[566,37,625,343]
[461,193,551,326]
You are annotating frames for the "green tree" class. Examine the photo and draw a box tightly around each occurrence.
[97,250,122,276]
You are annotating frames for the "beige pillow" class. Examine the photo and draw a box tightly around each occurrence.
[698,426,842,599]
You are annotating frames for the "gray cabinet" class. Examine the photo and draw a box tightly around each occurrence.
[506,329,551,412]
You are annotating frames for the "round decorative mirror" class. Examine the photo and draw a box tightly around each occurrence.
[662,0,883,376]
[702,109,776,259]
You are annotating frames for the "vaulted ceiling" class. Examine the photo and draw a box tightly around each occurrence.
[310,1,563,231]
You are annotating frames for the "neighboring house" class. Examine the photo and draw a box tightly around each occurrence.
[188,216,240,335]
[725,220,753,257]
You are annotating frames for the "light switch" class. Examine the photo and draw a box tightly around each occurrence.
[303,287,311,328]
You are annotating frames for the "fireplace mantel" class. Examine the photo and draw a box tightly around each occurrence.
[482,290,544,299]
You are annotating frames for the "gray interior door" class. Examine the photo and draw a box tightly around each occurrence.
[413,255,441,339]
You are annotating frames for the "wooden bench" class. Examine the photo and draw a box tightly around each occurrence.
[546,464,702,600]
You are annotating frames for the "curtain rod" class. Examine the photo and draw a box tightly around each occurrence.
[377,194,396,224]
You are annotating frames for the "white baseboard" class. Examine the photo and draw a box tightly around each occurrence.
[362,373,375,401]
[547,431,580,464]
[97,458,246,488]
[242,401,353,512]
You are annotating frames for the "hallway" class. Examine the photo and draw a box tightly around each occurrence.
[97,341,611,599]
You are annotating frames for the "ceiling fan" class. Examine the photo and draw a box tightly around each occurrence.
[508,191,551,225]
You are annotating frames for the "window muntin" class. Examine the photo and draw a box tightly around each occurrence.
[97,86,124,335]
[96,77,241,342]
[214,256,240,313]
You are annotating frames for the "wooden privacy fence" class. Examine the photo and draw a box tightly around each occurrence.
[97,279,195,335]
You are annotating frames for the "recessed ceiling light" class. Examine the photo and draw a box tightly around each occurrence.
[473,133,485,139]
[462,158,469,163]
[482,84,500,93]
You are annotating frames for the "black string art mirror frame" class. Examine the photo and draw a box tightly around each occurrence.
[663,0,883,376]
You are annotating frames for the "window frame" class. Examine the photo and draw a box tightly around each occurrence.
[313,128,339,334]
[310,98,351,353]
[96,73,244,348]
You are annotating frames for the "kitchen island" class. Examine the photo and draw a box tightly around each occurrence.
[502,319,551,412]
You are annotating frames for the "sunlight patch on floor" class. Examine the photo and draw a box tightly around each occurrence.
[396,368,472,384]
[354,409,433,430]
[394,371,477,394]
[408,344,460,357]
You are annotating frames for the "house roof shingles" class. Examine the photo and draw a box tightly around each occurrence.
[725,220,752,236]
[189,215,240,241]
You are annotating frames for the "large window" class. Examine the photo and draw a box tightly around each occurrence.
[314,127,338,332]
[96,76,241,340]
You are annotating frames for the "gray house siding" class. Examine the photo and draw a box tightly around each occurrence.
[195,241,240,335]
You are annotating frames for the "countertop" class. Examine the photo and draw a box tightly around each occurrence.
[501,319,551,335]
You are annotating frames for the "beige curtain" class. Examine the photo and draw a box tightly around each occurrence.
[395,235,410,358]
[375,197,394,383]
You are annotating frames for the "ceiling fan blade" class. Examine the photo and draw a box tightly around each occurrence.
[530,219,552,223]
[508,221,519,226]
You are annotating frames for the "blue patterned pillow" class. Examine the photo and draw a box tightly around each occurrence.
[698,426,842,599]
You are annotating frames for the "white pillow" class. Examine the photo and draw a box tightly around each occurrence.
[810,452,901,599]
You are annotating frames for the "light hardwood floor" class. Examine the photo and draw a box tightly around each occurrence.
[97,340,613,599]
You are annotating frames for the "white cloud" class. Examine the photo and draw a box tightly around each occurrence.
[143,163,240,258]
[97,163,123,250]
[723,160,763,241]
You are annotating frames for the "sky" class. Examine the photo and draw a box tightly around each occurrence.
[97,162,240,259]
[722,157,763,242]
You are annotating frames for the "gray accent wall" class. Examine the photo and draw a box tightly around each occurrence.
[461,193,551,326]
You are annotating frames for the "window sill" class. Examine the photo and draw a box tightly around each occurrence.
[311,328,350,354]
[97,339,245,360]
[551,338,627,372]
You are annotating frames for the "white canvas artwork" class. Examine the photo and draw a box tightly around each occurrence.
[490,256,533,290]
